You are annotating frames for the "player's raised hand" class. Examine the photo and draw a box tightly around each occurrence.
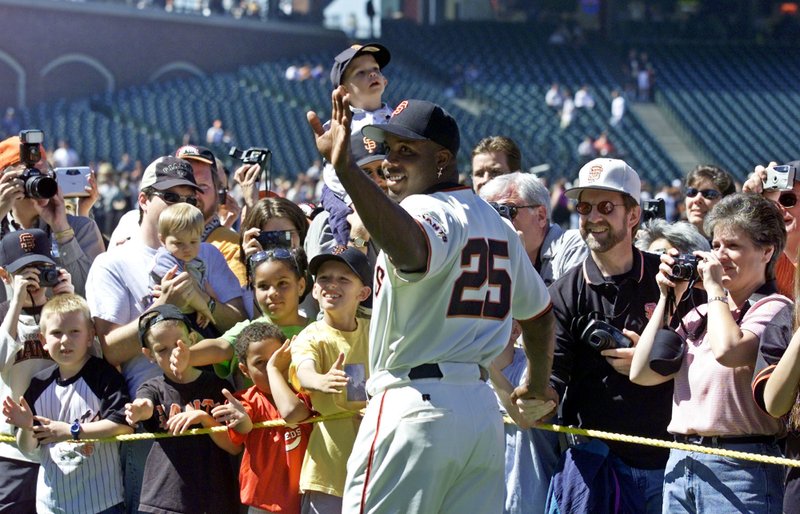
[317,352,349,394]
[307,86,354,174]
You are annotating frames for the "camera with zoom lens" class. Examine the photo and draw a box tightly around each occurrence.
[580,319,633,352]
[670,254,699,282]
[18,130,57,199]
[35,264,60,288]
[229,146,271,176]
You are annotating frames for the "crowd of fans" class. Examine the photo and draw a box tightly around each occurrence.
[3,38,800,514]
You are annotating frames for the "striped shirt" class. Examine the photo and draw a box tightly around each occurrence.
[24,356,129,514]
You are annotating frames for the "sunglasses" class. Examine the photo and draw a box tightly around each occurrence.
[489,202,538,221]
[247,248,298,275]
[685,187,722,200]
[779,192,798,208]
[152,191,198,206]
[575,201,625,216]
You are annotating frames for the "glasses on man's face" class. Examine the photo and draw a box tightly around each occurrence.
[575,200,624,216]
[489,202,538,221]
[153,191,198,206]
[685,187,722,200]
[779,192,798,208]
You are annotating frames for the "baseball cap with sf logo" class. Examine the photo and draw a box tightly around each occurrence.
[362,99,460,157]
[0,229,56,273]
[565,158,641,204]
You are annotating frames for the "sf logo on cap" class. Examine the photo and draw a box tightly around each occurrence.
[19,232,35,253]
[363,137,378,154]
[587,165,603,182]
[392,100,409,117]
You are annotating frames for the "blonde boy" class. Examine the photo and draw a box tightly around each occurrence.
[3,294,132,514]
[290,247,372,514]
[151,202,217,327]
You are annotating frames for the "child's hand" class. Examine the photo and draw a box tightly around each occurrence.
[165,406,210,435]
[267,337,294,374]
[195,311,213,329]
[10,270,39,301]
[188,290,215,327]
[169,340,191,380]
[3,396,34,430]
[31,418,71,445]
[316,352,349,394]
[211,389,250,428]
[125,399,150,426]
[51,268,74,295]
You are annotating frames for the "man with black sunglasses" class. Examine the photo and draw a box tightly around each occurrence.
[547,157,686,513]
[85,155,245,512]
[480,172,586,286]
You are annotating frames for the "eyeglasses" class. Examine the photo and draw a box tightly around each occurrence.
[247,248,298,275]
[575,201,625,216]
[685,187,722,200]
[779,192,798,208]
[152,191,198,206]
[489,202,538,221]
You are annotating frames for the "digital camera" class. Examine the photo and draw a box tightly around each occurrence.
[36,264,60,288]
[18,130,57,199]
[256,230,293,249]
[670,254,699,282]
[229,146,271,175]
[763,164,796,191]
[580,319,633,352]
[641,198,666,223]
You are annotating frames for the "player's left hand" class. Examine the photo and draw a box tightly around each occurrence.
[307,86,354,173]
[510,385,558,424]
[31,417,71,444]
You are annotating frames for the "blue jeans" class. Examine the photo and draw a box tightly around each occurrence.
[616,461,665,514]
[662,443,784,513]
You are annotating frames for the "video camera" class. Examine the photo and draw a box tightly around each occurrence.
[18,130,57,199]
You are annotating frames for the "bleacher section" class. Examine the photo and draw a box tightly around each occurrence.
[650,44,800,179]
[21,22,800,187]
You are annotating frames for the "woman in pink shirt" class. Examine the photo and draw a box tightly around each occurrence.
[631,192,788,513]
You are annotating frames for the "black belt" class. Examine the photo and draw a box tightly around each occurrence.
[673,434,776,448]
[408,363,488,382]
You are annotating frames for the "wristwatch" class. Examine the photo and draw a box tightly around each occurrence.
[70,420,81,440]
[207,297,217,314]
[349,236,368,249]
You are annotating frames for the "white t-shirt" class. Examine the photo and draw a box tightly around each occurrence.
[367,187,550,385]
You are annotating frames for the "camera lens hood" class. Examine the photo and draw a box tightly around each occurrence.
[649,327,686,375]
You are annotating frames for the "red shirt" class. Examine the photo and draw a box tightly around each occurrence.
[228,386,312,513]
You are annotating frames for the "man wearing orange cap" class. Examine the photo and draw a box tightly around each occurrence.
[0,135,104,300]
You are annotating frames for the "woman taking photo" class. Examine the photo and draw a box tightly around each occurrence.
[631,192,790,513]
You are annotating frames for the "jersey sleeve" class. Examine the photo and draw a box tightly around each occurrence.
[507,222,551,321]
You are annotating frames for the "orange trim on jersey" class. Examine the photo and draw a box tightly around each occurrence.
[360,390,388,514]
[752,364,777,415]
[518,302,553,323]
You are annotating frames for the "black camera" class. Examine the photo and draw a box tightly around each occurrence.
[229,146,271,175]
[641,198,666,223]
[36,264,60,288]
[256,230,293,250]
[670,254,699,282]
[18,130,57,199]
[581,319,633,352]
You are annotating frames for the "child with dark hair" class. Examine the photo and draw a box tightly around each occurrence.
[212,321,313,514]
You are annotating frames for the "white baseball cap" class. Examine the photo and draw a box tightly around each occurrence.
[565,158,641,204]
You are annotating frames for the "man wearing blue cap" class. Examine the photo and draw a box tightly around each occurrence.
[309,89,557,513]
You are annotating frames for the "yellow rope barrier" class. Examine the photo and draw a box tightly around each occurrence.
[2,411,798,468]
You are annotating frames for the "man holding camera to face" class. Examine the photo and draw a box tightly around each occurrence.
[0,133,104,301]
[547,158,701,513]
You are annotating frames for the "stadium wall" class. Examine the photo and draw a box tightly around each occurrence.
[0,0,348,109]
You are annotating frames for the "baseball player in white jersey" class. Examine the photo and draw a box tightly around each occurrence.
[308,91,558,514]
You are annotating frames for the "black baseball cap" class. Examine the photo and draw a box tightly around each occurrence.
[330,43,391,86]
[140,156,202,192]
[0,229,55,273]
[309,246,372,287]
[350,133,387,168]
[362,100,460,157]
[138,304,190,347]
